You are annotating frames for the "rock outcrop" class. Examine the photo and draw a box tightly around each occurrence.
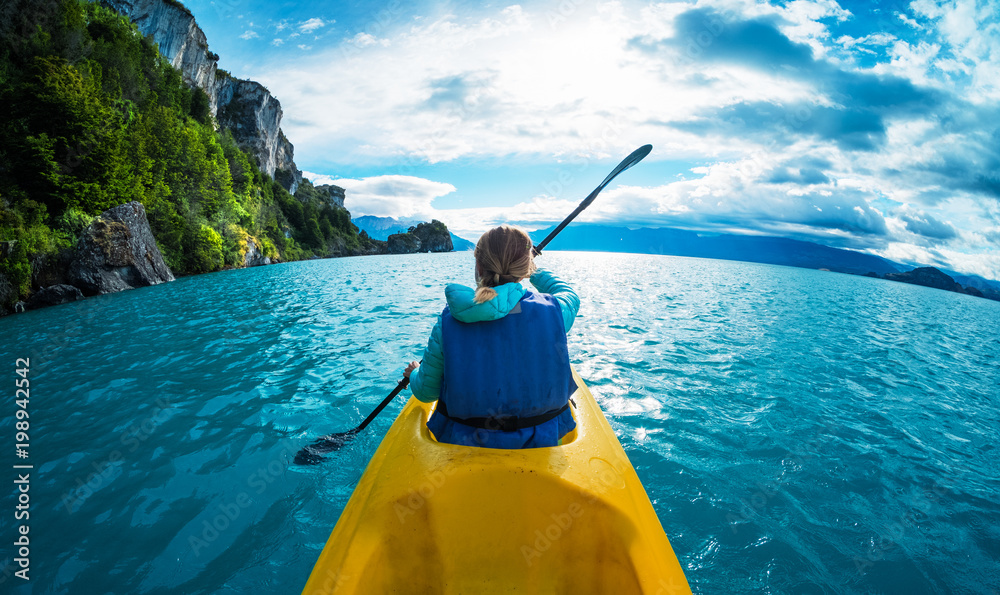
[387,232,421,254]
[104,0,302,192]
[316,184,346,209]
[242,237,272,267]
[386,220,454,254]
[411,220,454,253]
[68,202,175,296]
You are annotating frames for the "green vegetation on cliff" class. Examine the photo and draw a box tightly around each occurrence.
[286,179,384,257]
[0,0,365,308]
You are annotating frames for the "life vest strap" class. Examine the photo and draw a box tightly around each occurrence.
[436,398,571,432]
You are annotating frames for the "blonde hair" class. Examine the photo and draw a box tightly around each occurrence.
[473,225,537,303]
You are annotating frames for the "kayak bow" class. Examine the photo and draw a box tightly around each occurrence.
[303,369,691,594]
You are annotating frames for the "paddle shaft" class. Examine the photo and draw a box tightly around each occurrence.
[349,376,409,435]
[295,374,413,463]
[533,187,599,255]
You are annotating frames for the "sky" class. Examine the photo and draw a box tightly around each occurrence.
[184,0,1000,279]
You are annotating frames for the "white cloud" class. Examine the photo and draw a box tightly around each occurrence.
[298,44,312,51]
[873,40,941,86]
[239,30,258,40]
[348,32,389,48]
[837,32,897,49]
[261,2,846,166]
[303,173,457,219]
[768,0,853,47]
[911,0,1000,102]
[897,12,924,30]
[299,18,326,34]
[272,38,284,46]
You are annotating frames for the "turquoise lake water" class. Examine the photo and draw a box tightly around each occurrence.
[1,251,998,593]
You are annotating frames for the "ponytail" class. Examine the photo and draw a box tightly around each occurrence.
[472,225,536,304]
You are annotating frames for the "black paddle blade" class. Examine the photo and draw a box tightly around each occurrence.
[294,431,357,465]
[597,143,652,189]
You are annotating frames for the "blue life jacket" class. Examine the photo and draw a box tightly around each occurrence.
[427,291,577,448]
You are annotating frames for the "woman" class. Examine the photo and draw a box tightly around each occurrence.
[404,225,580,448]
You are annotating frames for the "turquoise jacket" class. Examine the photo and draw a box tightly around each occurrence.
[410,268,580,402]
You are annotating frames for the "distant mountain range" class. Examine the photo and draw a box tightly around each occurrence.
[528,224,904,275]
[352,216,474,250]
[527,224,1000,291]
[353,218,1000,296]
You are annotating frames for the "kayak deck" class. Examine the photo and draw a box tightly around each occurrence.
[303,370,691,594]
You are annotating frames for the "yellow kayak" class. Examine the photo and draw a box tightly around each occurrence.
[303,369,691,594]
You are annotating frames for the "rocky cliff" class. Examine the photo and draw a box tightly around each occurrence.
[68,202,175,296]
[103,0,302,192]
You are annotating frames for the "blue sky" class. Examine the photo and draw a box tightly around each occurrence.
[184,0,1000,278]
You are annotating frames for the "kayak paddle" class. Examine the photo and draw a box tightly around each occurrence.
[296,144,653,464]
[533,144,652,255]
